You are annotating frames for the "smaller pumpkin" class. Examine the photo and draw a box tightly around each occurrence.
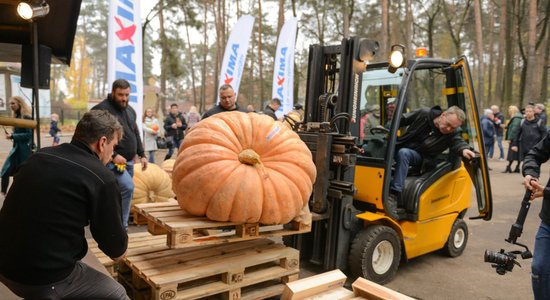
[151,124,160,132]
[132,163,175,205]
[161,159,176,177]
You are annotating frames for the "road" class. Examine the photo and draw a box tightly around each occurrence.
[0,134,542,299]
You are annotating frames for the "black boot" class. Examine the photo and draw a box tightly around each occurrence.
[513,165,521,173]
[164,154,172,161]
[502,166,512,173]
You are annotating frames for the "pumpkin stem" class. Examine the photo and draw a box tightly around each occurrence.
[238,149,262,166]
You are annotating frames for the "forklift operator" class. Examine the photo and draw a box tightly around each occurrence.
[387,105,476,215]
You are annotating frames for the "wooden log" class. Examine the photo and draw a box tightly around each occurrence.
[282,269,347,300]
[352,277,415,300]
[0,116,36,129]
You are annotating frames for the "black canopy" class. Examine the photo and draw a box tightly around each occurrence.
[0,0,82,65]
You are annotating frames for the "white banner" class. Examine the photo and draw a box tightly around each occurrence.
[272,17,297,118]
[108,0,143,132]
[217,15,255,103]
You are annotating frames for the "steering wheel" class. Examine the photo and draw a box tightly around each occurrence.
[369,126,390,135]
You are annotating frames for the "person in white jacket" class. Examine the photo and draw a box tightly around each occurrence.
[143,108,160,163]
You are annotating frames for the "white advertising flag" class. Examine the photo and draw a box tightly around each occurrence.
[217,15,255,103]
[108,0,143,132]
[272,17,298,117]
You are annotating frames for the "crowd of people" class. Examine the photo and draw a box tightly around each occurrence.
[481,103,548,173]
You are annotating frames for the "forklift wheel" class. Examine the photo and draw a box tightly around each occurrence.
[348,225,401,284]
[442,218,468,257]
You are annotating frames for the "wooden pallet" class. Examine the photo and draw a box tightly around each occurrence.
[133,202,311,249]
[118,239,300,300]
[87,232,170,277]
[131,200,179,225]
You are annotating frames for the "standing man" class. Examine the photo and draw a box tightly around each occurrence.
[0,110,129,299]
[163,103,187,160]
[92,78,147,230]
[491,105,505,160]
[535,103,548,127]
[202,84,247,119]
[522,134,550,300]
[262,98,282,120]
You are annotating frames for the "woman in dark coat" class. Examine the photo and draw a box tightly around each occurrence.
[1,96,32,194]
[504,105,523,173]
[511,105,547,173]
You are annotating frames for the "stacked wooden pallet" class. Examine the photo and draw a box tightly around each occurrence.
[87,232,169,278]
[107,201,310,299]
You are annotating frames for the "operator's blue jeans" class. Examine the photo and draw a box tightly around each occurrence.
[532,221,550,300]
[489,135,504,159]
[390,148,423,193]
[107,161,134,231]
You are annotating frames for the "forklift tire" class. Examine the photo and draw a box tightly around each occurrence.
[348,225,401,285]
[442,218,468,257]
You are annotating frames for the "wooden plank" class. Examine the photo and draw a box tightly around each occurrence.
[282,269,347,300]
[302,287,355,300]
[351,277,415,300]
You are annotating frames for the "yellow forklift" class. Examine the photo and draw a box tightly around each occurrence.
[284,38,492,284]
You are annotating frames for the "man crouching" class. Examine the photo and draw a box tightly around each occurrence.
[0,110,129,299]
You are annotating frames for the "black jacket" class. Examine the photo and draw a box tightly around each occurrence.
[396,106,471,159]
[202,104,247,119]
[522,135,550,225]
[92,95,145,160]
[262,105,278,120]
[512,117,547,161]
[0,141,128,284]
[163,112,187,141]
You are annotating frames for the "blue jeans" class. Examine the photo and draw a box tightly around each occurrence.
[0,261,128,299]
[489,135,504,159]
[107,161,134,230]
[532,221,550,300]
[148,150,156,163]
[166,138,182,159]
[390,148,423,193]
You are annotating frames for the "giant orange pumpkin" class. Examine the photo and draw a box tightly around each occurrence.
[172,111,317,224]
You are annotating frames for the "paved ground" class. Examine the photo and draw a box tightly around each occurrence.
[0,134,542,299]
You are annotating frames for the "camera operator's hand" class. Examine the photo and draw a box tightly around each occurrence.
[530,180,545,200]
[523,175,538,192]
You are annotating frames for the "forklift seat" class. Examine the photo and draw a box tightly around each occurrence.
[400,153,461,220]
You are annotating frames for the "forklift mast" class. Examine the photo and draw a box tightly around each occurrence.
[287,37,379,272]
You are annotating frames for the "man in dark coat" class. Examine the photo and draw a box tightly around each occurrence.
[92,79,147,230]
[202,84,247,119]
[512,105,547,168]
[388,106,475,217]
[0,110,129,299]
[163,103,187,160]
[262,98,281,120]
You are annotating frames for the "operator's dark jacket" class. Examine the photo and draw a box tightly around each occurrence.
[202,104,247,119]
[0,141,128,285]
[396,106,471,159]
[92,95,145,160]
[163,112,187,141]
[523,135,550,225]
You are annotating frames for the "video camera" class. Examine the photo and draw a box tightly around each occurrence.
[484,190,533,275]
